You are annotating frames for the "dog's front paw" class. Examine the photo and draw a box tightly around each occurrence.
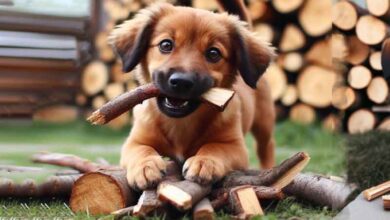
[126,155,167,190]
[182,156,225,185]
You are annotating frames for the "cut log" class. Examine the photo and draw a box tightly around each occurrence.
[272,0,304,14]
[322,114,341,132]
[366,0,390,18]
[332,0,361,31]
[229,186,263,219]
[369,51,382,71]
[87,83,236,125]
[82,61,109,96]
[345,36,370,65]
[222,152,310,188]
[366,76,389,104]
[348,65,372,89]
[32,152,117,173]
[283,173,358,210]
[363,180,390,201]
[347,109,376,134]
[104,83,125,101]
[305,39,332,68]
[331,33,348,60]
[157,180,212,211]
[383,195,390,210]
[33,105,78,123]
[356,15,389,45]
[289,104,316,125]
[281,85,298,106]
[253,23,274,43]
[382,38,390,79]
[193,0,219,11]
[332,86,357,110]
[279,52,304,72]
[378,117,390,131]
[92,96,107,110]
[279,24,305,52]
[297,65,338,108]
[247,0,269,21]
[298,0,331,37]
[193,198,215,220]
[263,64,287,101]
[70,169,137,215]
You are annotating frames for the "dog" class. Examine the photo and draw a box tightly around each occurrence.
[110,0,276,190]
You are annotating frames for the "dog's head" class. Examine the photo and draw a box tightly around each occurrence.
[110,3,275,118]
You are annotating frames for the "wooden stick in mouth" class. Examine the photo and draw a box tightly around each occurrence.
[87,83,235,125]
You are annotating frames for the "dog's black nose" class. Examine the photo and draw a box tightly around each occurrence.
[168,73,194,92]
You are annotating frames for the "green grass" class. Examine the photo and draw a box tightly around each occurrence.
[0,120,344,219]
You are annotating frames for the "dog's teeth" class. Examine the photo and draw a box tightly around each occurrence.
[180,101,189,107]
[165,98,174,107]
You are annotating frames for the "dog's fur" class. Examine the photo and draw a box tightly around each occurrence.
[110,3,276,190]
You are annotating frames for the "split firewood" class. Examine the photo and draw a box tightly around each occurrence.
[283,173,358,210]
[32,152,118,173]
[305,39,332,69]
[298,0,331,37]
[229,185,264,219]
[332,0,365,31]
[383,195,390,210]
[366,76,389,104]
[88,83,235,125]
[193,198,215,220]
[0,174,80,198]
[366,0,390,19]
[369,51,382,71]
[345,36,370,65]
[332,86,358,110]
[278,52,304,73]
[221,152,310,189]
[157,180,212,211]
[263,64,287,101]
[289,104,316,125]
[281,85,298,107]
[70,169,137,215]
[81,61,109,96]
[378,117,390,131]
[363,180,390,201]
[271,0,303,14]
[348,65,372,90]
[279,24,305,52]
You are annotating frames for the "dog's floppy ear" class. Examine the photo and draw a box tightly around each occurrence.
[109,3,174,72]
[232,24,276,88]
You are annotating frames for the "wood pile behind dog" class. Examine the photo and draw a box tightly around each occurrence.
[332,0,390,134]
[0,0,98,121]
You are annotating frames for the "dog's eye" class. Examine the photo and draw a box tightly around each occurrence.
[205,47,222,63]
[159,39,174,53]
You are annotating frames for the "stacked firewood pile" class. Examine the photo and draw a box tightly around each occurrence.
[332,0,390,134]
[0,152,359,219]
[0,0,98,121]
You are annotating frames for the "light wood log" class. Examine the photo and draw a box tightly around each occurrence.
[378,117,390,131]
[104,83,125,101]
[92,96,107,110]
[298,0,331,37]
[348,65,372,89]
[332,86,357,110]
[70,169,137,215]
[369,51,382,71]
[247,0,268,21]
[305,39,332,68]
[366,0,390,18]
[383,195,390,210]
[366,76,389,104]
[253,23,274,43]
[193,198,215,220]
[297,66,338,108]
[279,24,305,52]
[331,33,348,60]
[263,63,287,101]
[289,104,316,125]
[229,186,263,218]
[281,85,298,106]
[33,105,78,123]
[272,0,303,14]
[332,0,361,31]
[347,109,376,134]
[345,36,370,65]
[279,52,303,72]
[363,180,390,201]
[322,114,341,132]
[82,61,109,96]
[356,15,389,45]
[193,0,219,11]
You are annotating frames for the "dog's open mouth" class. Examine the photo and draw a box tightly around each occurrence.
[157,96,201,118]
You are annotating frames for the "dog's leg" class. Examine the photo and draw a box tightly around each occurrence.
[251,79,276,169]
[183,141,248,185]
[120,138,167,190]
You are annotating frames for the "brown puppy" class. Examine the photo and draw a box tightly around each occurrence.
[110,2,276,190]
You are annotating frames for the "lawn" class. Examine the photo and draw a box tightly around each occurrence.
[0,120,344,219]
